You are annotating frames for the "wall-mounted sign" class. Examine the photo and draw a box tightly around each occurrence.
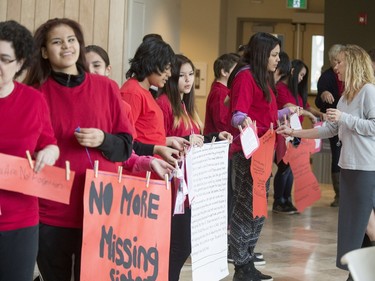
[287,0,307,9]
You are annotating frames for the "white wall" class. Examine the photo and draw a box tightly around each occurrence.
[123,0,181,78]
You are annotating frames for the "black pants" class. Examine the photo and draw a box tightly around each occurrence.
[168,208,191,281]
[37,224,82,281]
[273,159,293,202]
[0,225,38,281]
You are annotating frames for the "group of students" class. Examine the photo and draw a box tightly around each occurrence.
[0,17,233,281]
[207,33,375,281]
[1,16,375,281]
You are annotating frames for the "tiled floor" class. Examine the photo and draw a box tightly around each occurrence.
[180,184,350,281]
[33,185,350,281]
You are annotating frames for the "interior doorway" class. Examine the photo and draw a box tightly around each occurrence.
[237,18,324,94]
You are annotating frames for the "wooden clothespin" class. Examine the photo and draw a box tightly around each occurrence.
[94,160,99,178]
[270,122,273,133]
[146,171,151,188]
[211,136,216,147]
[165,174,169,190]
[277,119,281,128]
[238,125,243,134]
[118,166,123,183]
[26,150,34,169]
[65,161,70,181]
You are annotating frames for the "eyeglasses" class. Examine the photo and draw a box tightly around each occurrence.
[0,57,16,65]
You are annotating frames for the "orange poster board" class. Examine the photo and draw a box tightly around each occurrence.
[251,129,275,218]
[0,152,74,204]
[283,139,321,212]
[81,169,171,281]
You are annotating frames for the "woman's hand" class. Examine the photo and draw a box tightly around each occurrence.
[150,158,174,179]
[275,124,294,138]
[166,136,190,151]
[153,145,180,165]
[74,128,105,147]
[326,108,342,122]
[34,145,60,173]
[189,134,204,147]
[240,117,253,129]
[321,91,335,104]
[218,131,233,143]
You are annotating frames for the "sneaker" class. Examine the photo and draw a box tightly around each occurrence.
[285,200,299,214]
[254,252,263,259]
[233,262,261,281]
[272,202,295,214]
[254,268,273,281]
[253,256,266,266]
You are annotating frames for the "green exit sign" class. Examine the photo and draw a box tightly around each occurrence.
[287,0,307,9]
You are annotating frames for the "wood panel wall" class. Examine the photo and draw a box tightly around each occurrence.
[0,0,127,85]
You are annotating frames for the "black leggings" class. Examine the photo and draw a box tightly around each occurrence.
[0,225,38,281]
[168,208,191,281]
[37,224,82,281]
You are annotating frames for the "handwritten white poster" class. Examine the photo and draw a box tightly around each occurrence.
[185,141,229,281]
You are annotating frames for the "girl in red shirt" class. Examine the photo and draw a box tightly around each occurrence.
[273,59,323,215]
[228,32,280,281]
[158,54,232,280]
[24,18,133,281]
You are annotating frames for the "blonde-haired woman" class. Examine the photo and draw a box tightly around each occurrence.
[315,44,345,207]
[277,44,375,281]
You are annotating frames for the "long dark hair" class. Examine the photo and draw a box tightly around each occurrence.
[228,32,281,102]
[276,51,291,82]
[24,18,88,86]
[164,54,202,131]
[288,59,308,107]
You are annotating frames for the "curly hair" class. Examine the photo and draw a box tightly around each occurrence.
[0,20,34,78]
[341,45,375,103]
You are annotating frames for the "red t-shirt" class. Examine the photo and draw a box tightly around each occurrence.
[108,78,136,138]
[229,69,278,154]
[39,73,133,228]
[204,81,231,135]
[276,82,310,123]
[156,94,200,137]
[0,82,56,231]
[120,78,166,145]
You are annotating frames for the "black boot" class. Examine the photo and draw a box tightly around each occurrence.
[233,262,261,281]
